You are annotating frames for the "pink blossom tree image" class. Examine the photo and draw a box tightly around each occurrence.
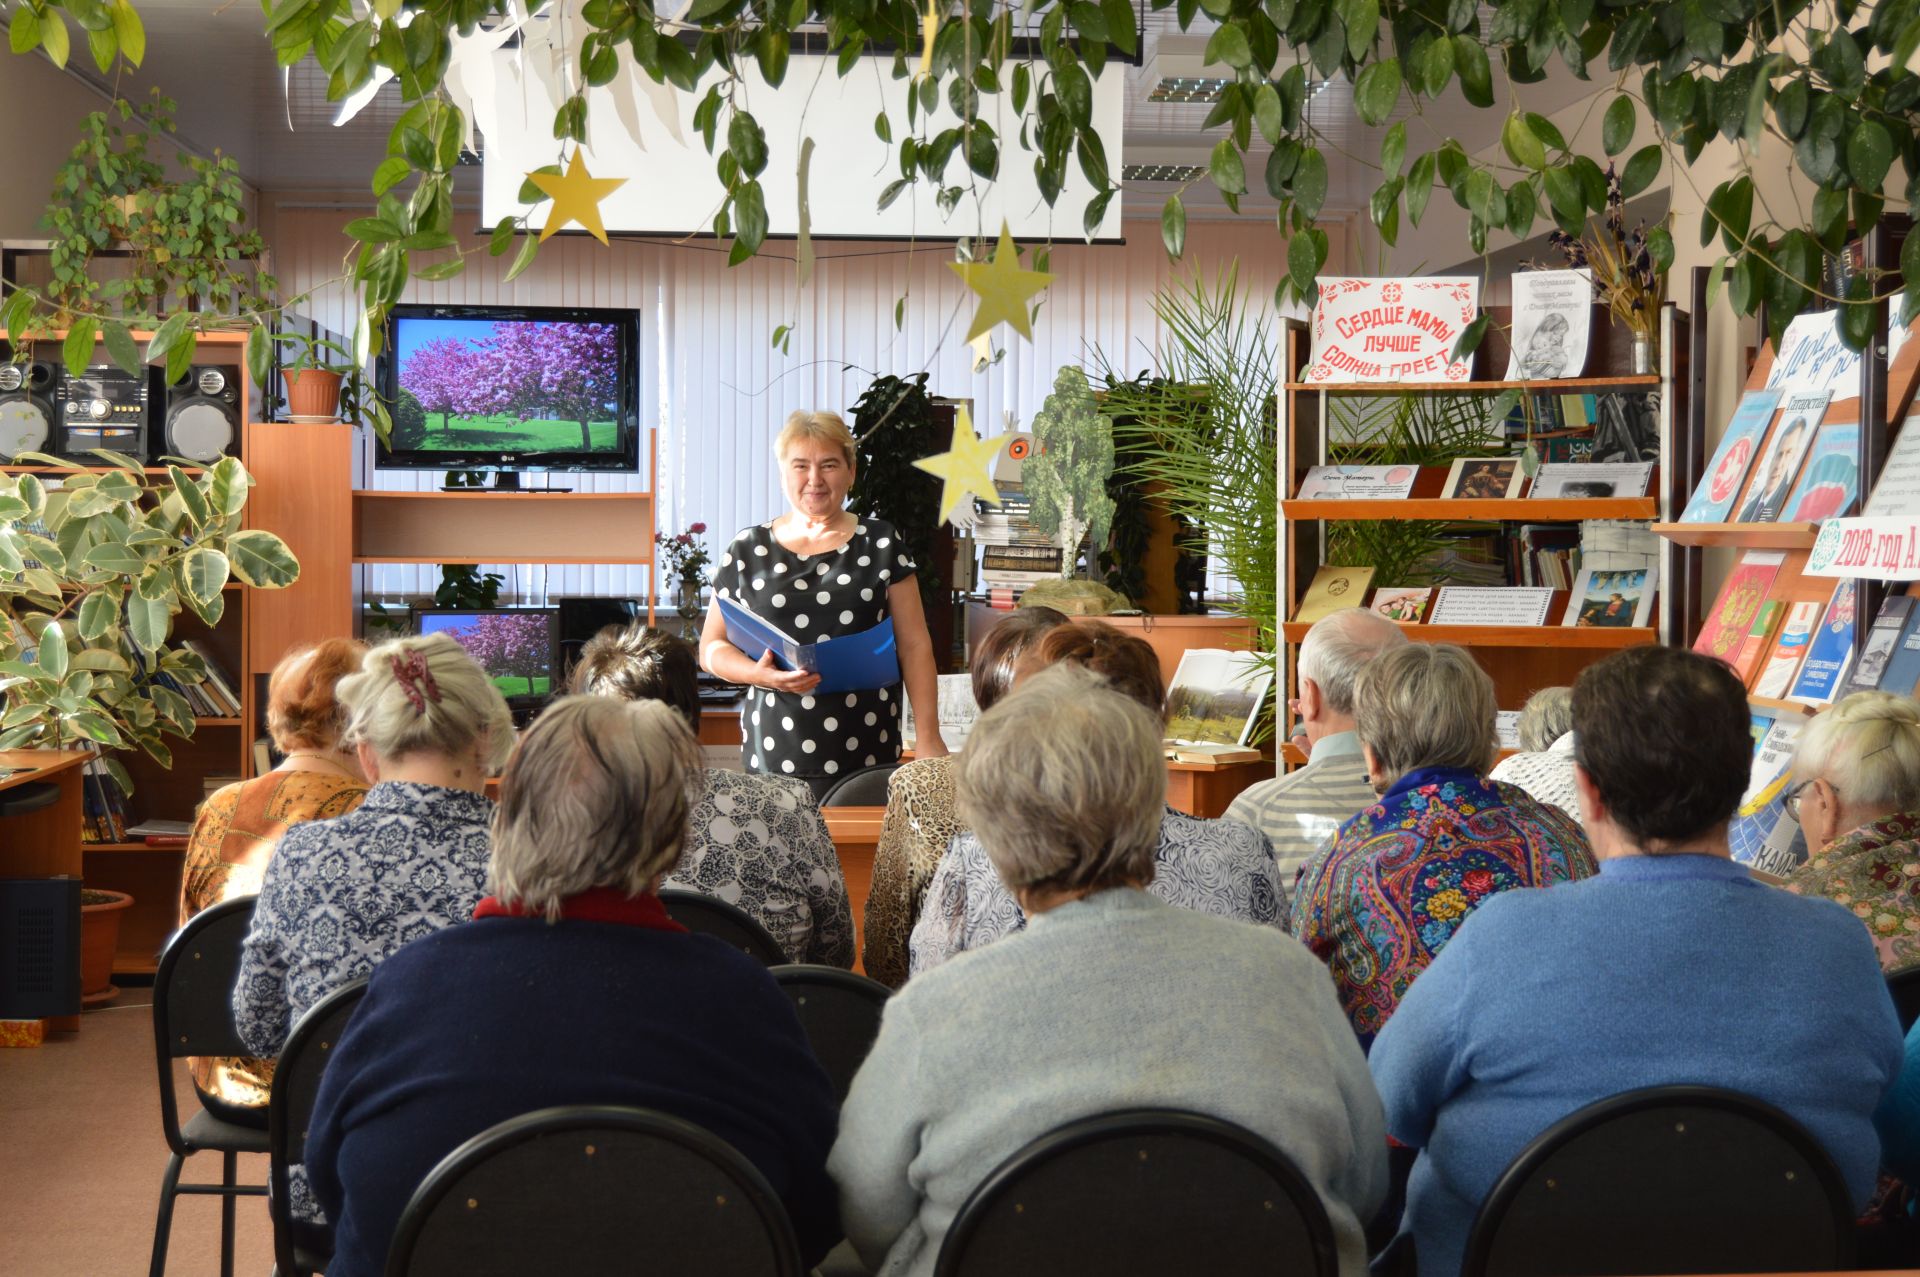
[451,614,551,696]
[401,338,481,435]
[467,322,621,451]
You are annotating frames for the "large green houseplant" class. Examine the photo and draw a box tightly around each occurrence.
[0,452,299,792]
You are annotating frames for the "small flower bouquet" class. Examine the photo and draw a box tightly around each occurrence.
[655,522,712,584]
[1546,164,1666,367]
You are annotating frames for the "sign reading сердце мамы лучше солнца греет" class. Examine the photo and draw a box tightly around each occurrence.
[1304,277,1481,384]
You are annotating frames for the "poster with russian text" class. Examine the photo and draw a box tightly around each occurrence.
[1305,277,1480,384]
[1505,270,1591,380]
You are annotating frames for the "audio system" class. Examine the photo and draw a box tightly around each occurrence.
[0,350,248,464]
[163,365,241,463]
[0,359,58,462]
[55,363,150,461]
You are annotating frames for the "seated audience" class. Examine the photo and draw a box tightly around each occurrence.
[180,638,367,1125]
[306,696,841,1276]
[1487,685,1580,825]
[1784,691,1920,972]
[1369,646,1903,1277]
[1292,643,1594,1047]
[863,604,1068,987]
[832,667,1387,1275]
[234,632,512,1057]
[570,623,854,967]
[1879,1023,1920,1186]
[1225,608,1406,899]
[908,622,1288,975]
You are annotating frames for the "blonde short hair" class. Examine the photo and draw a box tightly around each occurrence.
[1793,691,1920,814]
[774,410,857,468]
[1355,642,1499,784]
[955,664,1164,896]
[338,634,515,772]
[488,696,703,921]
[1515,686,1574,752]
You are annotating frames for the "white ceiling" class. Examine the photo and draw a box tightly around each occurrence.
[42,2,1598,224]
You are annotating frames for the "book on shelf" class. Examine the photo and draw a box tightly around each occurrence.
[79,757,127,844]
[1845,596,1918,695]
[1729,600,1785,686]
[1370,587,1432,623]
[1691,551,1785,663]
[1750,599,1823,698]
[1579,520,1661,575]
[1165,743,1264,764]
[1678,389,1782,522]
[1510,523,1580,589]
[1876,606,1920,699]
[202,775,241,807]
[1863,412,1920,517]
[1729,718,1807,876]
[1732,391,1828,523]
[1781,420,1861,522]
[1427,586,1556,627]
[253,738,274,776]
[180,640,242,716]
[1528,461,1653,499]
[1787,580,1859,705]
[1294,566,1375,624]
[1164,649,1273,750]
[1563,563,1655,629]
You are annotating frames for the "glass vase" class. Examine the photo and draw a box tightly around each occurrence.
[1631,332,1654,376]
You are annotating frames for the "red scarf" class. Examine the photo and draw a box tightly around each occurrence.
[472,886,687,932]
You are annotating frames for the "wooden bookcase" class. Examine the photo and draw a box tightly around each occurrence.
[1276,301,1694,758]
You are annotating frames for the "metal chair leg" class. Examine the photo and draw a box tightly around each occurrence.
[220,1151,238,1277]
[149,1152,184,1277]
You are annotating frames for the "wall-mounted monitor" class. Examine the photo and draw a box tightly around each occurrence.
[376,304,641,476]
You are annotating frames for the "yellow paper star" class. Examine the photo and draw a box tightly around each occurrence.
[948,222,1052,343]
[968,332,994,372]
[913,407,1005,523]
[918,0,939,77]
[528,153,627,245]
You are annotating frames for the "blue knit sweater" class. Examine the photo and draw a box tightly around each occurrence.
[1369,853,1904,1277]
[305,915,841,1276]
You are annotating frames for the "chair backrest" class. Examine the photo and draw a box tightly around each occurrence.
[1461,1084,1856,1277]
[659,888,785,966]
[933,1108,1340,1277]
[770,964,890,1102]
[385,1104,804,1277]
[152,894,258,1153]
[818,763,899,808]
[1888,964,1920,1033]
[269,977,369,1275]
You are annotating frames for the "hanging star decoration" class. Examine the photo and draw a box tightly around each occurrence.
[527,152,627,244]
[918,0,940,77]
[913,406,1006,525]
[968,332,994,372]
[949,221,1053,343]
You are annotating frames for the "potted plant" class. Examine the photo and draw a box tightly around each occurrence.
[0,453,301,790]
[654,523,712,639]
[273,333,360,423]
[79,887,135,1006]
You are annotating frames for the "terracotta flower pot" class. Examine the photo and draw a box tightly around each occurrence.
[79,888,134,1007]
[284,368,344,421]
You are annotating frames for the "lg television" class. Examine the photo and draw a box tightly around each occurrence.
[376,305,641,479]
[412,608,560,706]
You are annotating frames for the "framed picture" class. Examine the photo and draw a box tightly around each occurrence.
[1563,564,1656,629]
[1442,457,1524,500]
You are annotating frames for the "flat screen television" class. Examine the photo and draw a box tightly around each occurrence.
[412,607,560,705]
[376,304,641,478]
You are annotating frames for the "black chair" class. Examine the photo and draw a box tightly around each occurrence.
[659,887,785,965]
[149,894,270,1277]
[1888,964,1920,1032]
[385,1104,804,1277]
[1461,1084,1856,1276]
[819,762,899,807]
[268,977,370,1277]
[770,964,890,1101]
[933,1108,1340,1277]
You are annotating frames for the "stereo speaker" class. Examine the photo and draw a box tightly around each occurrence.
[162,365,241,464]
[0,360,57,462]
[0,874,80,1020]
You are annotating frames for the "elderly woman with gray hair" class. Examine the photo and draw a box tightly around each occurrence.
[304,695,842,1277]
[1487,685,1580,824]
[1292,643,1595,1048]
[831,665,1388,1277]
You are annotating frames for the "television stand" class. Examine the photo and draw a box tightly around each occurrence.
[437,474,575,493]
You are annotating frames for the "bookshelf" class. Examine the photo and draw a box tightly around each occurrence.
[1277,301,1694,747]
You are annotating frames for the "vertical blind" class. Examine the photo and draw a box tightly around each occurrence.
[263,204,1313,606]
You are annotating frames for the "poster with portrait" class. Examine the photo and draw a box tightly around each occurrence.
[1735,391,1829,523]
[1305,277,1480,383]
[1505,270,1591,380]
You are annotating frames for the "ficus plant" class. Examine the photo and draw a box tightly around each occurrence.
[8,0,1919,361]
[0,453,300,793]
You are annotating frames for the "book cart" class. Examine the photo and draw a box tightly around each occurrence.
[1654,229,1920,729]
[1277,301,1694,765]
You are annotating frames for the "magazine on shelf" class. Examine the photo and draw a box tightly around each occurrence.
[1529,462,1653,499]
[1679,389,1784,522]
[1730,601,1786,686]
[1294,566,1375,623]
[1845,596,1917,695]
[1563,564,1655,628]
[1787,580,1859,704]
[1734,392,1828,523]
[1782,421,1862,522]
[1692,551,1786,663]
[1863,414,1920,517]
[1370,587,1432,622]
[1729,719,1808,875]
[1877,608,1920,699]
[1164,649,1274,748]
[1442,456,1524,499]
[1751,600,1823,698]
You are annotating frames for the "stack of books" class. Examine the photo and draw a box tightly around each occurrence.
[973,489,1068,601]
[165,640,243,717]
[79,757,128,844]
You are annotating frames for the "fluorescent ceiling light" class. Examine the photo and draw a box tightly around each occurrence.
[1121,164,1208,181]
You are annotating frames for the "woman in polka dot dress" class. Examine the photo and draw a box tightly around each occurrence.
[701,410,947,799]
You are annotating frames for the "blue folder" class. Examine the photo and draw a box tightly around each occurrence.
[717,595,901,695]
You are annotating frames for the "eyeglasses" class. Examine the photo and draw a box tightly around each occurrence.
[1782,779,1815,822]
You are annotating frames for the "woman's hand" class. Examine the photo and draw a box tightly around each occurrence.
[754,649,822,695]
[914,733,950,759]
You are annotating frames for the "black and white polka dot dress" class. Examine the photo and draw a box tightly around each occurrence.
[713,517,916,786]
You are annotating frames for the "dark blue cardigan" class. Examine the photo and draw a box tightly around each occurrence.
[305,914,842,1275]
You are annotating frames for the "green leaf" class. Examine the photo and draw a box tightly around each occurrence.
[1705,175,1752,252]
[1452,313,1489,363]
[9,7,41,55]
[246,323,271,389]
[1705,254,1728,310]
[1602,96,1635,157]
[372,155,410,196]
[1288,231,1322,301]
[1646,225,1674,274]
[36,622,68,679]
[1502,113,1546,170]
[1353,59,1401,127]
[1254,84,1285,145]
[226,530,301,588]
[168,466,209,529]
[62,318,98,379]
[504,232,539,284]
[1293,147,1329,217]
[1619,144,1661,198]
[1381,121,1407,178]
[1453,35,1492,106]
[1847,120,1893,190]
[126,593,168,654]
[1419,36,1453,96]
[728,110,769,179]
[489,216,517,257]
[39,8,69,66]
[77,591,118,641]
[1209,138,1246,196]
[1203,23,1252,70]
[102,321,141,378]
[180,546,230,606]
[144,312,188,369]
[1161,195,1187,259]
[1406,151,1436,225]
[1343,0,1379,60]
[83,541,146,575]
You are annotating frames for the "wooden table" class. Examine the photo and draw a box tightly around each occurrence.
[1,749,95,1032]
[1165,757,1273,819]
[823,807,884,976]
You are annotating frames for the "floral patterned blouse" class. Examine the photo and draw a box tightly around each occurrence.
[1785,811,1920,972]
[1291,766,1596,1049]
[180,768,368,1112]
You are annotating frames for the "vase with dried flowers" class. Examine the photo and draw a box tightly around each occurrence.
[654,523,712,638]
[1547,163,1666,375]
